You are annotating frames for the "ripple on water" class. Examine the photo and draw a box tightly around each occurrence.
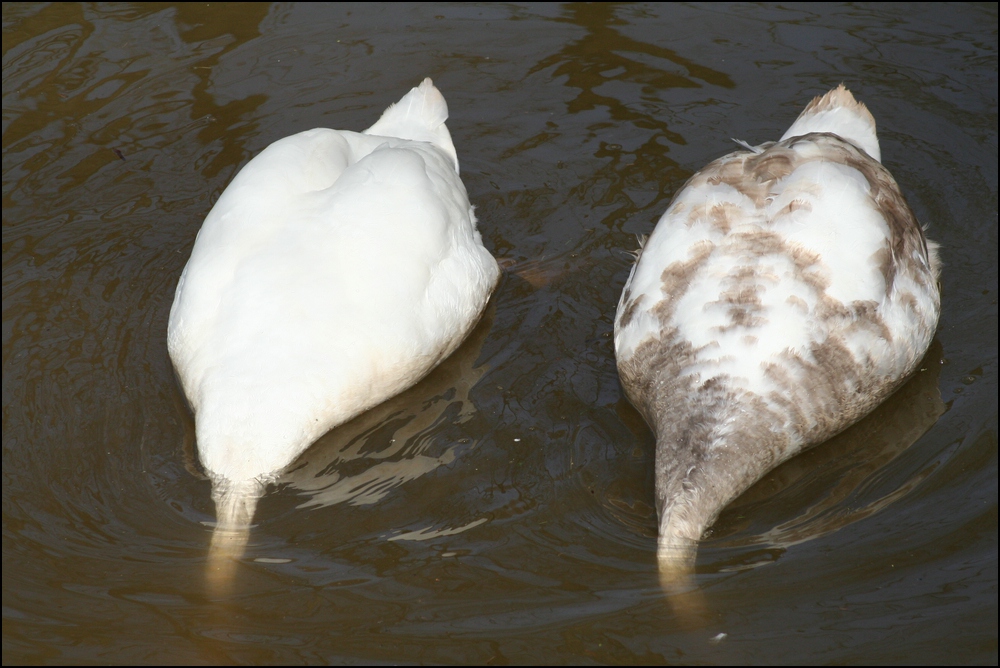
[3,1,996,664]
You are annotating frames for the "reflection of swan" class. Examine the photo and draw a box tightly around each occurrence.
[709,340,945,569]
[279,302,495,509]
[166,79,500,584]
[614,85,941,586]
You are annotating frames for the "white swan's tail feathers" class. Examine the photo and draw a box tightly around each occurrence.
[364,77,460,172]
[780,84,881,162]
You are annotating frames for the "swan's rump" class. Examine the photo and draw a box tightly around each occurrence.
[169,135,497,483]
[614,131,940,549]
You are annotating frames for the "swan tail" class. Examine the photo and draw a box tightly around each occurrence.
[364,77,460,172]
[779,83,881,162]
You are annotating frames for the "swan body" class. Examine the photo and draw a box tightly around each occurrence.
[613,85,940,578]
[168,79,500,544]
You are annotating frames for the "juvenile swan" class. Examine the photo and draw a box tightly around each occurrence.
[614,85,940,581]
[168,79,500,570]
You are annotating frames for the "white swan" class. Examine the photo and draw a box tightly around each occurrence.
[614,85,941,583]
[167,79,500,571]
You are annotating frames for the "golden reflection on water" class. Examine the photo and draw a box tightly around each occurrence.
[3,2,996,664]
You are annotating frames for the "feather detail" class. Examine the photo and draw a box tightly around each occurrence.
[614,85,940,581]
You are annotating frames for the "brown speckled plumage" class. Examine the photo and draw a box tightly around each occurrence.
[614,87,941,577]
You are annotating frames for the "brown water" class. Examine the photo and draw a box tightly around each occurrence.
[3,3,997,664]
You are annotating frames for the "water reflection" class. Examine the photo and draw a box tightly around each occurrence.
[3,2,995,664]
[530,3,734,113]
[527,2,738,225]
[709,341,948,570]
[173,2,272,179]
[280,302,496,513]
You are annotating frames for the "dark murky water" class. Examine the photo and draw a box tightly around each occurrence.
[3,3,996,664]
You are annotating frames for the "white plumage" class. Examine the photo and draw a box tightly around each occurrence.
[614,85,940,581]
[168,79,500,555]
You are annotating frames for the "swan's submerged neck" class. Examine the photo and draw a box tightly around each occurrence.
[652,414,778,553]
[206,477,267,594]
[638,371,813,576]
[211,477,267,531]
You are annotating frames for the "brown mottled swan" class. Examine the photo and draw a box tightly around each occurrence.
[614,85,941,585]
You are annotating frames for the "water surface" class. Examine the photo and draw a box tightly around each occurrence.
[3,3,997,664]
